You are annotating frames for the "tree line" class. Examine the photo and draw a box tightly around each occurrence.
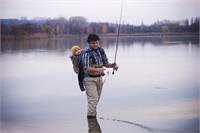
[1,16,199,38]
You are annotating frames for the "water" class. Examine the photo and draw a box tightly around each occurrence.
[0,36,199,133]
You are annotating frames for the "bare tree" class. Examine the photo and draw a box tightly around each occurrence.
[101,23,108,34]
[51,16,67,35]
[69,16,87,35]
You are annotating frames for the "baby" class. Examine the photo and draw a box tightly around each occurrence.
[70,45,85,91]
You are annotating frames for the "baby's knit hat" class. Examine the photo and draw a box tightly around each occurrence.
[71,45,80,55]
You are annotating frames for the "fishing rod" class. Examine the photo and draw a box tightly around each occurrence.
[112,0,124,75]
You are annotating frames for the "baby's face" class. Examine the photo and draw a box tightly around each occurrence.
[75,48,81,55]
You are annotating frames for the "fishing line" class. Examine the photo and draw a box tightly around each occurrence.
[112,0,124,75]
[102,71,109,87]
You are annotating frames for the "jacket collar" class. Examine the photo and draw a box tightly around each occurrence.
[89,46,99,52]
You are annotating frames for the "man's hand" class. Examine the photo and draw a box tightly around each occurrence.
[112,63,119,71]
[98,68,106,75]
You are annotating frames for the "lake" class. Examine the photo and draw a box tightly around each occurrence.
[0,35,199,133]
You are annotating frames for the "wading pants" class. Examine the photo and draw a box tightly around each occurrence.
[83,76,103,116]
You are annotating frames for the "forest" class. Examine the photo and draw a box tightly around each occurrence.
[1,16,199,39]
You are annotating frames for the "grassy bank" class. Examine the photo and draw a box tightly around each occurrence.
[1,33,48,40]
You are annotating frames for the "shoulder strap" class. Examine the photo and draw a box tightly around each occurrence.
[98,47,105,57]
[78,51,84,68]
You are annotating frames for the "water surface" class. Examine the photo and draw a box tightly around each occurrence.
[1,36,199,133]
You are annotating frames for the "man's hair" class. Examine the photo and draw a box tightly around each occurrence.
[87,34,100,43]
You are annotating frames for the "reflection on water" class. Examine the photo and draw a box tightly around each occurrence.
[0,36,199,133]
[88,118,102,133]
[1,35,199,52]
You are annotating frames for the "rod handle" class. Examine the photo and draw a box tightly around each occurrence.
[112,68,115,75]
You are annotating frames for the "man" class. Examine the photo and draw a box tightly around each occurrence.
[82,34,118,119]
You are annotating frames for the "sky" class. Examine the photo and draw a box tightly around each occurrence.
[0,0,199,25]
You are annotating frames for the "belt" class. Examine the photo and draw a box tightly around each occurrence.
[89,74,101,77]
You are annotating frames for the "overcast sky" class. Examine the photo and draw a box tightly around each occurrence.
[0,0,199,25]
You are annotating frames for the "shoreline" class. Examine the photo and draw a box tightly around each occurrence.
[1,32,199,40]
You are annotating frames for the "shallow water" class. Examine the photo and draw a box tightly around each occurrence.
[1,36,199,133]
